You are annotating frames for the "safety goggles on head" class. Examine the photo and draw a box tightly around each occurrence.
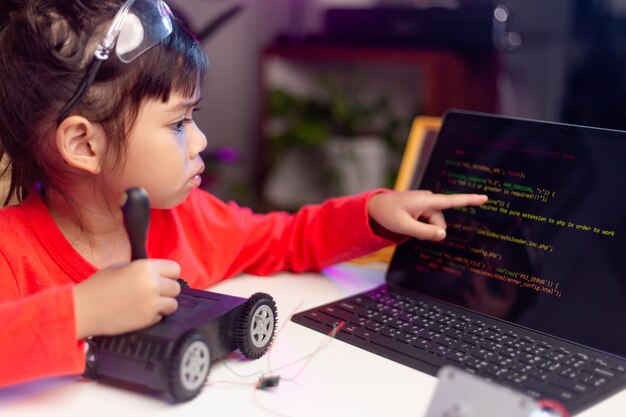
[56,0,174,125]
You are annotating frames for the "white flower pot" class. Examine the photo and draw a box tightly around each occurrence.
[264,135,389,209]
[264,147,331,209]
[323,135,389,195]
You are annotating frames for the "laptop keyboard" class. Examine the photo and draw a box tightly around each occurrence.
[291,285,626,412]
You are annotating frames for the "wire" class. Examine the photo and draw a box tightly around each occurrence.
[266,300,304,373]
[537,399,571,417]
[221,359,263,379]
[216,300,347,383]
[207,302,346,417]
[279,320,345,382]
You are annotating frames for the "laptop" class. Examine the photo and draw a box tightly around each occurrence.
[292,110,626,414]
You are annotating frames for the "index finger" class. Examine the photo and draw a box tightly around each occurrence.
[149,259,182,279]
[423,193,488,210]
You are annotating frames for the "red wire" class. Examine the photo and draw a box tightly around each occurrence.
[329,320,346,336]
[280,320,346,382]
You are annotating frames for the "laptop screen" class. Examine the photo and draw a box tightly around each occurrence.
[387,110,626,358]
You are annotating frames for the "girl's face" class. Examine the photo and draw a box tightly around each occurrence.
[114,91,207,208]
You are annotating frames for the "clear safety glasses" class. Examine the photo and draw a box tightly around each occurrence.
[56,0,174,125]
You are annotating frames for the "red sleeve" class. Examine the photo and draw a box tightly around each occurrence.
[223,190,395,277]
[0,276,85,387]
[150,189,398,288]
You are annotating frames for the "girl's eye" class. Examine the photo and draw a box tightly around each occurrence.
[171,118,192,133]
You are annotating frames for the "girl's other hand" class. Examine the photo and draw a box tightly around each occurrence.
[74,259,182,339]
[368,190,488,241]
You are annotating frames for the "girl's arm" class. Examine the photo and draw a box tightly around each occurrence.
[0,260,181,388]
[0,285,84,388]
[149,189,486,289]
[172,189,398,284]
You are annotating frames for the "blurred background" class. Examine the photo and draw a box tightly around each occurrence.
[169,0,626,211]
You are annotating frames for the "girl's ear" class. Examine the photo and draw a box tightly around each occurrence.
[56,116,105,174]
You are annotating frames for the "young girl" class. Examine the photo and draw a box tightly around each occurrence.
[0,0,487,388]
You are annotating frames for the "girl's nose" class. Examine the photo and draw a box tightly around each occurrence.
[189,123,208,157]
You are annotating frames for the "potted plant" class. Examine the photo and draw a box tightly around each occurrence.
[265,73,402,208]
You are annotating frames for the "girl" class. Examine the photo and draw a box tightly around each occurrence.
[0,0,487,388]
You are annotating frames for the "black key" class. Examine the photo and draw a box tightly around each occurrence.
[365,322,385,332]
[462,356,484,370]
[505,339,529,350]
[510,363,532,374]
[430,323,447,333]
[336,301,363,314]
[303,311,335,324]
[381,327,402,338]
[539,341,554,350]
[434,337,453,348]
[578,372,608,388]
[593,357,611,368]
[321,305,356,321]
[480,362,501,377]
[350,316,369,327]
[353,328,375,340]
[446,350,468,363]
[412,317,431,327]
[468,346,492,359]
[359,309,381,319]
[395,332,418,345]
[527,367,550,381]
[444,329,465,339]
[504,372,528,385]
[346,294,375,307]
[582,364,616,379]
[519,353,543,366]
[488,333,512,344]
[419,330,436,341]
[505,330,519,338]
[406,325,426,336]
[612,363,626,373]
[559,368,580,380]
[388,318,410,330]
[449,340,473,353]
[340,324,360,335]
[531,357,551,368]
[562,357,587,369]
[523,377,576,402]
[490,355,514,368]
[370,335,426,361]
[429,344,453,357]
[325,319,343,329]
[557,347,572,356]
[373,314,394,325]
[547,373,589,394]
[524,345,547,356]
[479,340,502,351]
[461,335,481,345]
[412,338,436,351]
[540,350,566,361]
[500,347,522,359]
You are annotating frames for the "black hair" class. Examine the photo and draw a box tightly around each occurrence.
[0,0,209,205]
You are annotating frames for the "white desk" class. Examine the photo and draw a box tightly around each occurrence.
[1,264,624,417]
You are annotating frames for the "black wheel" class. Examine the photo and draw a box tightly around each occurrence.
[167,331,211,402]
[236,292,277,359]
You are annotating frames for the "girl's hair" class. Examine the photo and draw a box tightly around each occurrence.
[0,0,209,205]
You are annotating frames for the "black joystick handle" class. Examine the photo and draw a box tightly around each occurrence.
[121,188,189,287]
[122,187,150,261]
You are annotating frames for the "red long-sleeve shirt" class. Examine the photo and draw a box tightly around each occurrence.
[0,188,394,387]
